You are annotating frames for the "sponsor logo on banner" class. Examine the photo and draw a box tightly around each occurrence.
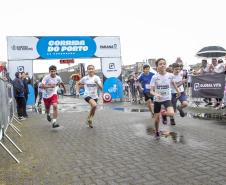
[37,36,96,59]
[191,73,224,98]
[7,36,40,60]
[94,37,121,57]
[193,82,222,91]
[102,58,122,78]
[17,66,24,72]
[109,63,115,70]
[103,77,123,99]
[100,44,118,49]
[11,45,33,51]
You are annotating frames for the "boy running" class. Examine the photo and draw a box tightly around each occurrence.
[171,63,188,121]
[150,58,180,138]
[41,65,66,128]
[138,64,155,116]
[76,65,102,128]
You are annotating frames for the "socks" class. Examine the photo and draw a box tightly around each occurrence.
[52,119,56,123]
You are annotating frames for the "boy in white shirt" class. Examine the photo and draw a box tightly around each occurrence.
[150,58,180,138]
[170,63,188,124]
[41,65,66,128]
[76,65,102,128]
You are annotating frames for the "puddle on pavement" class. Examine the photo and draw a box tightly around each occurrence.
[133,124,185,144]
[112,107,226,121]
[34,104,226,122]
[145,127,185,143]
[112,107,149,112]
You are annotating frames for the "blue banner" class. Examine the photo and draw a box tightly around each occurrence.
[103,77,123,99]
[37,36,96,59]
[27,84,35,105]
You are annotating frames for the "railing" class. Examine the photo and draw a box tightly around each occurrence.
[0,78,22,163]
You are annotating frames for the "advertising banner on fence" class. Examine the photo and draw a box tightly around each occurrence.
[101,58,123,99]
[7,36,121,60]
[101,58,122,78]
[192,73,225,98]
[7,37,40,60]
[8,60,33,80]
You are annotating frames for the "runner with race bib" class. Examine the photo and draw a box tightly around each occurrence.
[41,65,66,128]
[76,65,102,128]
[150,58,180,139]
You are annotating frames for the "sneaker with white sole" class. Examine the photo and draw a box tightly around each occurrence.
[47,114,52,122]
[177,106,185,117]
[52,122,60,128]
[18,116,26,121]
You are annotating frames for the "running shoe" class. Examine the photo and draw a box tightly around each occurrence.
[52,122,60,128]
[170,119,176,125]
[162,115,167,125]
[47,114,52,122]
[177,106,185,117]
[18,116,26,121]
[155,131,160,139]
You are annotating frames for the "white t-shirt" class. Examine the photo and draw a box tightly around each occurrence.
[150,72,174,102]
[214,63,225,73]
[80,75,101,99]
[198,65,210,74]
[171,74,184,93]
[42,74,62,98]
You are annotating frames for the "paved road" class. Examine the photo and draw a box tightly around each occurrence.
[0,97,226,185]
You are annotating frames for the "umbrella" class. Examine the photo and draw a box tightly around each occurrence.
[196,46,226,58]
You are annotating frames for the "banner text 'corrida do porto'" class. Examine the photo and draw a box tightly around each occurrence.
[37,36,97,59]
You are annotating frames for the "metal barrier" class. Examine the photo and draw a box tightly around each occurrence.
[0,78,22,163]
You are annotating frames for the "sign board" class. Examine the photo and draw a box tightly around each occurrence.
[60,59,74,64]
[7,36,123,101]
[8,60,33,80]
[192,73,225,98]
[7,36,121,60]
[101,58,122,78]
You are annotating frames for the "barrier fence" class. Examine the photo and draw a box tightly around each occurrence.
[0,78,22,163]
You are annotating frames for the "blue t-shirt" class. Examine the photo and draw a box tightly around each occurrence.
[138,72,155,93]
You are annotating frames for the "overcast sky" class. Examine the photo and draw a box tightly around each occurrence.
[0,0,226,72]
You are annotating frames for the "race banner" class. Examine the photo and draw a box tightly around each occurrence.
[191,73,225,98]
[101,58,123,99]
[7,36,121,60]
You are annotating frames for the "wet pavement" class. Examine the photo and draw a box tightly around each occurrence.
[1,96,226,185]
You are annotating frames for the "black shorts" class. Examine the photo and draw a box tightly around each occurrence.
[143,92,154,102]
[154,100,173,113]
[84,96,98,103]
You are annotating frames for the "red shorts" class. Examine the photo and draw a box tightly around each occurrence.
[43,94,58,109]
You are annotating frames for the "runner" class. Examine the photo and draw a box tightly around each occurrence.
[76,64,102,128]
[150,58,181,138]
[138,64,155,116]
[170,63,188,125]
[41,65,66,128]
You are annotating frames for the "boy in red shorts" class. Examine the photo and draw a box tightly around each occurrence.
[41,65,66,128]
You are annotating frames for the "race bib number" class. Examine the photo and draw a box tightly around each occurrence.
[86,84,97,96]
[157,89,170,96]
[47,88,54,93]
[87,88,96,96]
